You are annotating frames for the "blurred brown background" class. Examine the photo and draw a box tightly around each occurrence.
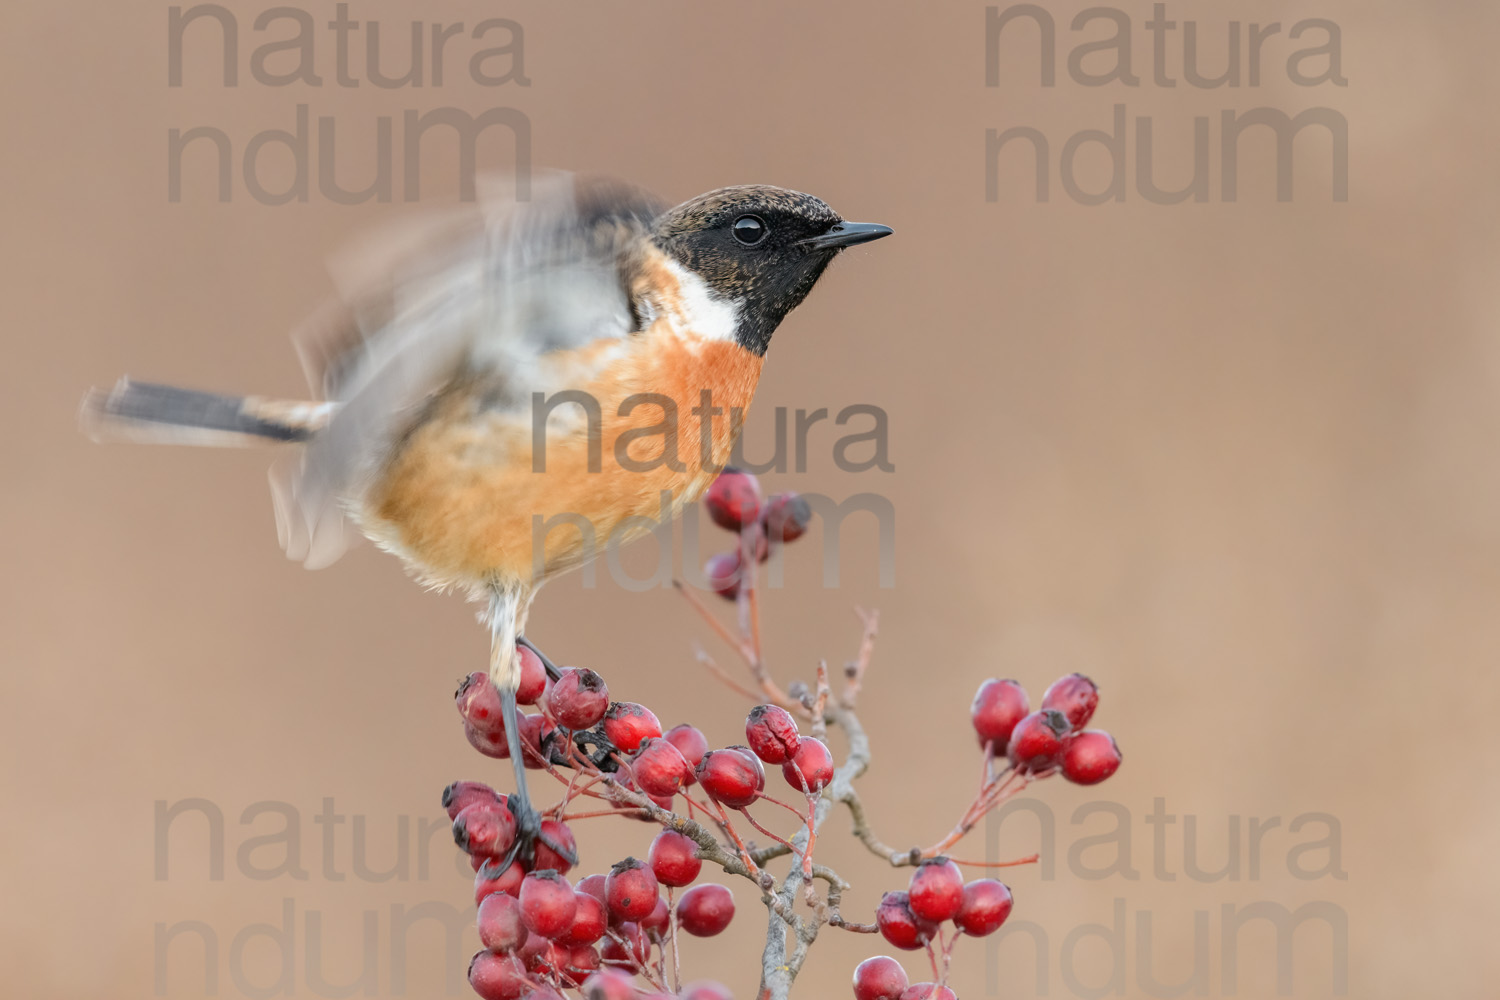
[3,0,1496,996]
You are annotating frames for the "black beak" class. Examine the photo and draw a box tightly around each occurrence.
[799,221,894,251]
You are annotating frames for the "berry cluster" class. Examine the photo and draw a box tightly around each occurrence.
[439,472,1124,1000]
[859,863,1012,999]
[453,675,743,998]
[451,679,847,996]
[700,469,812,600]
[971,673,1122,784]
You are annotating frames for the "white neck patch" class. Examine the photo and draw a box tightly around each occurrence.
[660,257,743,346]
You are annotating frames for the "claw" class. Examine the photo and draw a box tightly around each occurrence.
[539,827,579,868]
[504,790,579,869]
[506,793,544,869]
[571,727,621,772]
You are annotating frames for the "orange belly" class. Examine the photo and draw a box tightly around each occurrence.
[364,328,762,589]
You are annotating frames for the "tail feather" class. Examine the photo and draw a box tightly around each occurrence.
[81,378,334,446]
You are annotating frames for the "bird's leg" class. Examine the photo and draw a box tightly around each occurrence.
[489,587,576,869]
[517,635,564,683]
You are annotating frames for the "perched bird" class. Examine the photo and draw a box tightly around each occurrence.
[82,173,892,859]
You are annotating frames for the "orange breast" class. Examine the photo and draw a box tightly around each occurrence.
[364,317,762,590]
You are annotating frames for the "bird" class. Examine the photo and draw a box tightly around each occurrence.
[82,172,892,862]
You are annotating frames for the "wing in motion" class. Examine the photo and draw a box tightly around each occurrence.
[273,173,665,569]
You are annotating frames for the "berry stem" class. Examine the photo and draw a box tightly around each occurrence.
[923,770,1031,858]
[944,853,1042,868]
[800,793,819,881]
[559,807,651,822]
[674,579,797,710]
[709,799,763,878]
[757,791,814,822]
[694,646,763,702]
[737,807,798,852]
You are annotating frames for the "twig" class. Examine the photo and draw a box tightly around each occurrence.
[840,608,879,708]
[693,645,763,702]
[674,580,754,663]
[675,579,795,710]
[810,660,830,740]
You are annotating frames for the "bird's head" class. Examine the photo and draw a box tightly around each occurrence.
[651,185,892,355]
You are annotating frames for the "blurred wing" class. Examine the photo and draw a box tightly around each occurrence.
[274,172,665,569]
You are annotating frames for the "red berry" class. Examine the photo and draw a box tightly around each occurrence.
[547,668,610,730]
[443,780,501,821]
[678,983,734,1000]
[781,736,834,793]
[971,679,1029,755]
[745,704,801,764]
[762,492,812,545]
[605,857,660,923]
[853,956,910,1000]
[875,891,937,951]
[580,970,636,1000]
[602,702,662,752]
[575,874,607,904]
[676,883,735,937]
[475,857,525,904]
[517,931,558,973]
[519,870,578,939]
[703,549,744,600]
[1006,709,1071,776]
[532,819,576,875]
[906,858,964,923]
[639,895,671,936]
[466,722,511,759]
[1041,673,1099,729]
[900,984,956,1000]
[704,468,762,531]
[1061,730,1122,785]
[726,745,767,791]
[954,879,1013,936]
[631,738,692,798]
[600,921,649,967]
[558,891,607,946]
[664,724,709,774]
[478,891,528,953]
[696,748,762,808]
[468,951,529,1000]
[648,829,702,887]
[515,644,548,706]
[454,801,518,859]
[457,673,507,736]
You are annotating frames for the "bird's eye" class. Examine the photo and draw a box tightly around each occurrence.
[732,215,767,246]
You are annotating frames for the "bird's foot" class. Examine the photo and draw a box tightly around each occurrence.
[504,790,578,870]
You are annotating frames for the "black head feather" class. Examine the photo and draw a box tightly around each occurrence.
[651,185,855,355]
